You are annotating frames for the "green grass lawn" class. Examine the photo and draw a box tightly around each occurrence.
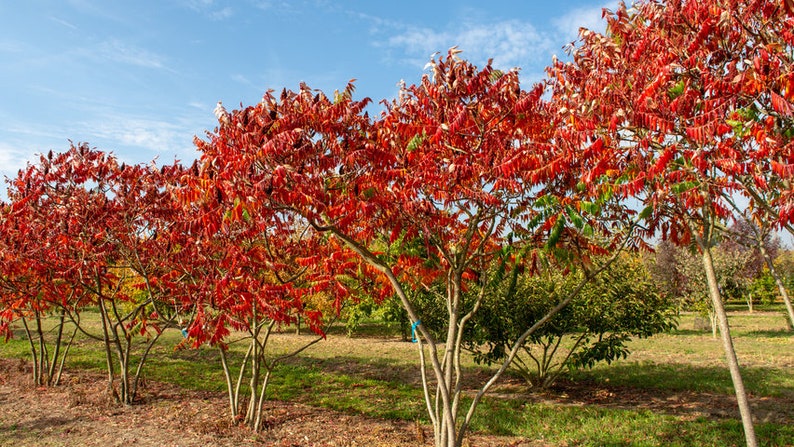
[1,310,792,446]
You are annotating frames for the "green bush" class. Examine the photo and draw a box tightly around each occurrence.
[466,253,678,388]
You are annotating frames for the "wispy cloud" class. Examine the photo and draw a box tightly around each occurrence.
[384,20,552,70]
[97,39,168,69]
[76,113,201,162]
[183,0,234,20]
[0,40,25,54]
[49,16,79,30]
[231,73,254,86]
[209,7,233,20]
[187,100,208,110]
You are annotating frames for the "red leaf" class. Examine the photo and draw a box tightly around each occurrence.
[771,91,793,116]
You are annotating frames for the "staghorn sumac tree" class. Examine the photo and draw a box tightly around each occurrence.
[0,162,85,387]
[370,53,643,447]
[0,146,126,387]
[195,51,640,447]
[1,144,187,404]
[546,1,794,444]
[178,117,370,431]
[93,157,188,405]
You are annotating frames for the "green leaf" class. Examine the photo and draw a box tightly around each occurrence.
[725,119,746,136]
[406,133,425,152]
[489,69,504,82]
[535,194,559,209]
[671,181,698,194]
[725,119,742,128]
[580,201,600,215]
[362,187,377,199]
[546,215,566,249]
[667,81,685,99]
[525,211,546,232]
[566,207,584,230]
[638,205,653,220]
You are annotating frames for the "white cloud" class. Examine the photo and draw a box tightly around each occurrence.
[385,20,552,70]
[0,142,34,183]
[552,3,616,41]
[0,114,202,200]
[78,114,198,160]
[209,6,233,20]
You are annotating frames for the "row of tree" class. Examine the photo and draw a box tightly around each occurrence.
[1,1,793,446]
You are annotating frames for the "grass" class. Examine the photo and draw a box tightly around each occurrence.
[1,310,793,446]
[474,398,751,446]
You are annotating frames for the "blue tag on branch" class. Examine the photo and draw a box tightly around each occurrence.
[411,320,421,343]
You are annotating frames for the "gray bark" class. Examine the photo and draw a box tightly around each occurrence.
[699,240,758,447]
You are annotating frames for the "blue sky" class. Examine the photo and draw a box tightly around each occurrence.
[0,0,616,188]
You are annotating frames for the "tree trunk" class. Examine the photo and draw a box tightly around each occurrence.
[219,347,239,424]
[35,312,49,385]
[700,243,758,447]
[709,310,718,339]
[757,239,794,330]
[20,316,40,386]
[131,331,163,401]
[47,309,66,386]
[97,300,118,402]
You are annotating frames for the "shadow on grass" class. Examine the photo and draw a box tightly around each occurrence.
[574,361,794,399]
[473,397,793,447]
[267,361,425,420]
[671,328,713,336]
[282,355,422,388]
[745,329,794,338]
[325,322,408,340]
[280,354,500,391]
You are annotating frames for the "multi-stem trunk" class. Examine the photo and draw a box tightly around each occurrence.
[20,309,73,387]
[244,306,262,429]
[219,344,252,424]
[106,299,133,405]
[333,225,631,447]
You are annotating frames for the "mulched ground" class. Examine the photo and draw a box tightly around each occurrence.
[0,357,791,446]
[0,358,539,446]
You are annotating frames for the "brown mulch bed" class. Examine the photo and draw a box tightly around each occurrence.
[0,358,540,446]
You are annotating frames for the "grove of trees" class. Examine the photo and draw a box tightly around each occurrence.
[1,1,792,446]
